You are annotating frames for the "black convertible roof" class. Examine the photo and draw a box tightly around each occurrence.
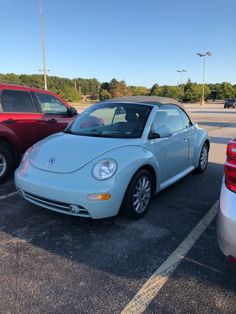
[104,96,184,108]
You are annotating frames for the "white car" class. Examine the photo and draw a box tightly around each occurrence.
[217,138,236,271]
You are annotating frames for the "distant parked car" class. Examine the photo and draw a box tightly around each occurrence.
[217,138,236,272]
[0,83,77,183]
[224,97,236,109]
[15,96,209,220]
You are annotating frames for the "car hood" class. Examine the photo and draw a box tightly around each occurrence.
[30,133,142,173]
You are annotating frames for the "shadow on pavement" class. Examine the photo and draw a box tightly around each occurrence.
[198,121,236,128]
[210,136,233,144]
[192,111,236,114]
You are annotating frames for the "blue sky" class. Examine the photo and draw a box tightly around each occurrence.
[1,0,235,87]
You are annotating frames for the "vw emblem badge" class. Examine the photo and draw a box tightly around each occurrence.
[46,157,55,167]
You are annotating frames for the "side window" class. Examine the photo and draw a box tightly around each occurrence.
[178,108,192,128]
[35,92,68,114]
[167,109,184,132]
[152,110,169,130]
[154,106,184,133]
[0,90,36,113]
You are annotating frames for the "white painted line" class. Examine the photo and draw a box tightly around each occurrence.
[121,201,219,314]
[0,191,18,200]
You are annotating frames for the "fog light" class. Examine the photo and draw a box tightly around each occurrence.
[69,205,81,213]
[88,193,111,201]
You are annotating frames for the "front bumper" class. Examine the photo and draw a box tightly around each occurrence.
[15,163,128,219]
[217,182,236,260]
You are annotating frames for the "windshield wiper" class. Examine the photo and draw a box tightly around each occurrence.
[63,129,73,134]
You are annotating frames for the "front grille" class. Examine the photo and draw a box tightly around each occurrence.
[21,190,90,217]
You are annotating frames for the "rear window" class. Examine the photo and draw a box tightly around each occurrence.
[0,90,36,113]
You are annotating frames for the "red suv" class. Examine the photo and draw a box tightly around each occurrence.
[0,84,77,183]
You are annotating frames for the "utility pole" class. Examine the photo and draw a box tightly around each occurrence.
[39,0,48,90]
[74,79,77,91]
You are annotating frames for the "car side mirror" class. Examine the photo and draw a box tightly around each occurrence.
[149,125,172,139]
[68,107,77,117]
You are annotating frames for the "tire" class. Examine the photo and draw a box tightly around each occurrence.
[194,142,209,174]
[0,145,14,184]
[120,169,154,219]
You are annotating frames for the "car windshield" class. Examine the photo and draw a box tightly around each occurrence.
[65,102,153,138]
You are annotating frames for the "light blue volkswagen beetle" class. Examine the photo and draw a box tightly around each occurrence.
[15,96,209,219]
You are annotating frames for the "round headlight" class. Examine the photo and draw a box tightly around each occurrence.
[92,159,118,180]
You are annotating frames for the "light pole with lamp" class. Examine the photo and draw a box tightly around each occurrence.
[197,51,213,106]
[39,0,48,90]
[177,69,186,100]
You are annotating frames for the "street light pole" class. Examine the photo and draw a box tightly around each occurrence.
[177,69,186,100]
[39,0,48,90]
[197,51,213,106]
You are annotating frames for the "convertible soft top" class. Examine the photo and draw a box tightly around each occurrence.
[103,96,184,108]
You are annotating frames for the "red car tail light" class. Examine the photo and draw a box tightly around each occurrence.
[225,139,236,193]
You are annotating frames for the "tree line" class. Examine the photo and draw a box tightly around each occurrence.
[0,73,235,103]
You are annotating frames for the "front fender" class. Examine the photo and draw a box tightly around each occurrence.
[90,145,161,196]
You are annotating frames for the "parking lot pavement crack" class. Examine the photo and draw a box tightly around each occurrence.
[183,256,224,274]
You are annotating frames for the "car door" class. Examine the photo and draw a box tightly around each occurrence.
[151,105,189,183]
[34,92,73,137]
[0,89,46,153]
[178,107,197,167]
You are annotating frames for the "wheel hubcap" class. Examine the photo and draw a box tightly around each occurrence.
[132,176,151,214]
[200,146,208,169]
[0,153,7,177]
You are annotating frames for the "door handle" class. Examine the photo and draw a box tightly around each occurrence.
[46,119,57,123]
[3,119,16,124]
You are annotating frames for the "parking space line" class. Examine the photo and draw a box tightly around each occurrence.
[121,201,219,314]
[0,191,18,200]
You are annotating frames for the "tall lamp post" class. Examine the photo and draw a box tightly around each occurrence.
[197,51,213,106]
[177,69,186,100]
[39,0,48,90]
[39,69,50,88]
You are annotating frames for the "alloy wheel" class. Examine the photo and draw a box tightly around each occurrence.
[0,153,7,177]
[200,145,208,170]
[132,176,151,214]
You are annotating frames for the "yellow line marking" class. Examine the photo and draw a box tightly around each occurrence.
[121,201,219,314]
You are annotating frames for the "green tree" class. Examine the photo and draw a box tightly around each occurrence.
[99,89,112,101]
[233,85,236,96]
[163,86,182,100]
[149,84,161,96]
[109,79,131,98]
[60,85,81,102]
[100,82,110,91]
[129,86,149,96]
[184,83,210,102]
[217,82,235,99]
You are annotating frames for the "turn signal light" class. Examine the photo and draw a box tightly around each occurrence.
[88,193,111,201]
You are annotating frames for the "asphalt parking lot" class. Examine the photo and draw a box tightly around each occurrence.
[0,104,236,313]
